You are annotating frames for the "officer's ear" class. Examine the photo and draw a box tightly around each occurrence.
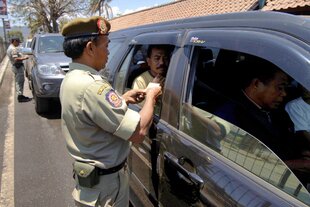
[85,41,95,56]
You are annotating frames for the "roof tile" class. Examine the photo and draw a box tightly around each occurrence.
[109,0,309,31]
[110,0,258,31]
[262,0,310,11]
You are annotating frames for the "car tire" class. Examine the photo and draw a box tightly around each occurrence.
[34,93,49,114]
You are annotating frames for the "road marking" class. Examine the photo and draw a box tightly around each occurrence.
[0,80,15,207]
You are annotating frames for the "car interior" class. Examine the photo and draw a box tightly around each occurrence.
[191,47,309,191]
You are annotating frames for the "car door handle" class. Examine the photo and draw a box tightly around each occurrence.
[164,152,204,189]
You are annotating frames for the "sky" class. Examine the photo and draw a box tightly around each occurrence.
[109,0,175,16]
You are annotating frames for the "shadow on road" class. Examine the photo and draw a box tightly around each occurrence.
[39,99,61,119]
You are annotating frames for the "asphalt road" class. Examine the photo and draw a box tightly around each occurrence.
[0,61,75,207]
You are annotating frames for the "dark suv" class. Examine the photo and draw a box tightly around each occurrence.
[105,11,310,207]
[27,33,70,114]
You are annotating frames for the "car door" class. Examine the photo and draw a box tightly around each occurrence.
[157,29,310,206]
[111,30,183,205]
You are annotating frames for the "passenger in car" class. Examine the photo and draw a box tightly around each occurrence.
[132,45,171,90]
[213,60,303,161]
[285,84,310,150]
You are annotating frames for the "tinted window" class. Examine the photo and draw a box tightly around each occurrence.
[107,40,123,65]
[114,46,135,92]
[180,46,310,205]
[102,39,125,78]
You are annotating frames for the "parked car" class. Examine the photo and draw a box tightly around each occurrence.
[22,38,33,78]
[26,33,70,114]
[104,11,310,207]
[25,38,32,48]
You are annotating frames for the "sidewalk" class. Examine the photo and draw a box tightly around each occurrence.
[0,56,10,87]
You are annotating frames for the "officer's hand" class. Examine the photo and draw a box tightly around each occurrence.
[122,89,146,104]
[152,74,165,87]
[145,84,162,99]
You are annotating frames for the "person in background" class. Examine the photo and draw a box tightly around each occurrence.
[6,37,31,102]
[60,16,161,207]
[285,84,310,150]
[213,61,299,160]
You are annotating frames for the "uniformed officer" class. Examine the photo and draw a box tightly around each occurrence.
[60,16,161,207]
[6,37,31,102]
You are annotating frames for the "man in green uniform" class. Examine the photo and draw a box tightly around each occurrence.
[60,16,161,207]
[6,37,31,102]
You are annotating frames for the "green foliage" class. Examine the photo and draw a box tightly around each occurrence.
[88,0,113,19]
[8,0,90,35]
[7,30,24,42]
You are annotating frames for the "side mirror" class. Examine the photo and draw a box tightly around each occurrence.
[21,47,33,55]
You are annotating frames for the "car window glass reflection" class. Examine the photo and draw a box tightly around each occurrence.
[180,103,310,205]
[180,45,310,205]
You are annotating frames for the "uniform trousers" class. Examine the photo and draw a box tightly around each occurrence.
[73,166,129,207]
[11,65,25,95]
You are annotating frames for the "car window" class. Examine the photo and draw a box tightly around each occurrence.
[31,38,36,51]
[38,36,64,53]
[101,39,125,78]
[25,39,32,48]
[114,46,135,93]
[107,39,124,66]
[184,30,310,91]
[180,45,310,205]
[114,44,174,116]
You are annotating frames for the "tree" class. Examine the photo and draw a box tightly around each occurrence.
[7,30,24,42]
[89,0,113,19]
[8,0,89,35]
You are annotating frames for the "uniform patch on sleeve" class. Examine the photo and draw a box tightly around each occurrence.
[105,89,122,108]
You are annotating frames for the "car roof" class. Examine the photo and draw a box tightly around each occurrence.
[110,11,309,44]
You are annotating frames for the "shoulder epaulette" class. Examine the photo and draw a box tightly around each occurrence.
[88,73,102,81]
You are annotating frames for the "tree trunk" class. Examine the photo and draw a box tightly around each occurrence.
[52,18,59,33]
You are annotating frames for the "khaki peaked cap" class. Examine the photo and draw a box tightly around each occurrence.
[61,16,111,39]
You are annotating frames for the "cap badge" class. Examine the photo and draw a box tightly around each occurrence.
[97,19,107,34]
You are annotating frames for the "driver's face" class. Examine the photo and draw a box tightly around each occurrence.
[147,48,169,77]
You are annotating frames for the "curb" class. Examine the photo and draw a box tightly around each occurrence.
[0,56,10,87]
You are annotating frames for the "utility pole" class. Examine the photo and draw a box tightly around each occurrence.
[2,17,7,44]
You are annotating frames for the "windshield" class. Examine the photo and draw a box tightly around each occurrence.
[38,36,64,53]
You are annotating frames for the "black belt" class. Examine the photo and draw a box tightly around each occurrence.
[96,160,126,175]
